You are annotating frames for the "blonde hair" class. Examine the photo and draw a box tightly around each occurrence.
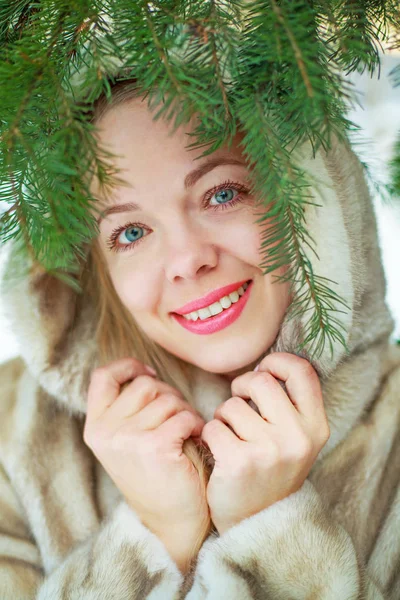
[81,79,216,563]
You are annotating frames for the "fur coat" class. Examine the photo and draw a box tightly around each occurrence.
[0,137,399,599]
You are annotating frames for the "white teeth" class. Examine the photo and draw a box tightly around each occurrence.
[198,307,212,320]
[182,281,250,321]
[229,290,239,303]
[209,301,224,316]
[220,295,232,309]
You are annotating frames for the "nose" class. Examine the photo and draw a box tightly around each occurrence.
[163,219,218,282]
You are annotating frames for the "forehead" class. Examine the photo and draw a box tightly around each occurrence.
[91,99,248,200]
[96,97,246,158]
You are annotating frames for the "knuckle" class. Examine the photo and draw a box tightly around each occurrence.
[253,371,272,383]
[170,409,197,431]
[203,419,222,435]
[223,396,244,411]
[181,409,201,425]
[113,357,139,370]
[162,393,187,412]
[164,384,185,400]
[127,357,142,368]
[134,374,157,394]
[251,372,274,390]
[176,408,193,422]
[297,358,317,378]
[135,373,155,385]
[246,372,273,398]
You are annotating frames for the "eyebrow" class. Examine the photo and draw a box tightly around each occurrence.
[96,156,247,225]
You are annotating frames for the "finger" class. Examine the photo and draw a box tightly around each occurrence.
[231,371,299,427]
[254,353,324,421]
[156,410,206,444]
[201,419,243,461]
[86,358,157,424]
[133,394,202,431]
[214,397,267,442]
[105,377,183,424]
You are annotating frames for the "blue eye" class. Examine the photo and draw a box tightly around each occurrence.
[106,222,148,253]
[123,226,143,243]
[107,179,249,253]
[212,188,235,205]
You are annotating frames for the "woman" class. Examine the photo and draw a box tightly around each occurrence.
[0,79,399,599]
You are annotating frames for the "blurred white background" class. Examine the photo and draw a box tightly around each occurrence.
[346,51,400,344]
[1,52,400,365]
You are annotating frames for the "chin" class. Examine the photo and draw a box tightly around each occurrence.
[199,344,272,378]
[202,358,257,379]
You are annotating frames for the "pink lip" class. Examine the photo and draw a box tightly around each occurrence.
[171,280,253,335]
[172,279,250,316]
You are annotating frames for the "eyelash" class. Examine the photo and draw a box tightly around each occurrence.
[106,179,250,253]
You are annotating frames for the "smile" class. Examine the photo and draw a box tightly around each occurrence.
[171,280,253,335]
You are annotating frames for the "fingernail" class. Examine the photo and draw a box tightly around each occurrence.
[145,365,157,376]
[253,363,260,372]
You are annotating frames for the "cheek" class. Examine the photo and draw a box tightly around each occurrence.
[224,214,262,261]
[110,268,157,314]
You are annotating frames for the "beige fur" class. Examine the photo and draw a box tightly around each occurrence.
[0,137,399,598]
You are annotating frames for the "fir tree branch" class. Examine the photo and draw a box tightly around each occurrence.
[237,91,349,358]
[144,2,184,98]
[208,0,232,121]
[0,0,398,357]
[270,0,314,98]
[6,9,68,141]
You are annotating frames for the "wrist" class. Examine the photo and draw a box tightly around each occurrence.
[167,546,196,575]
[158,534,197,574]
[156,522,208,573]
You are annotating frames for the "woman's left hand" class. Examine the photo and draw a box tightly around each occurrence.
[200,352,330,535]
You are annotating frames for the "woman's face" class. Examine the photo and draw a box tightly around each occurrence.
[91,97,291,381]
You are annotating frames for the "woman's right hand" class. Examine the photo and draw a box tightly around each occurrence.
[83,357,209,544]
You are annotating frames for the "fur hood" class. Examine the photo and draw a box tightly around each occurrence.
[0,135,398,456]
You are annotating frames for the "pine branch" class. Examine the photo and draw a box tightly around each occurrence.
[0,0,399,357]
[270,0,314,98]
[233,90,350,359]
